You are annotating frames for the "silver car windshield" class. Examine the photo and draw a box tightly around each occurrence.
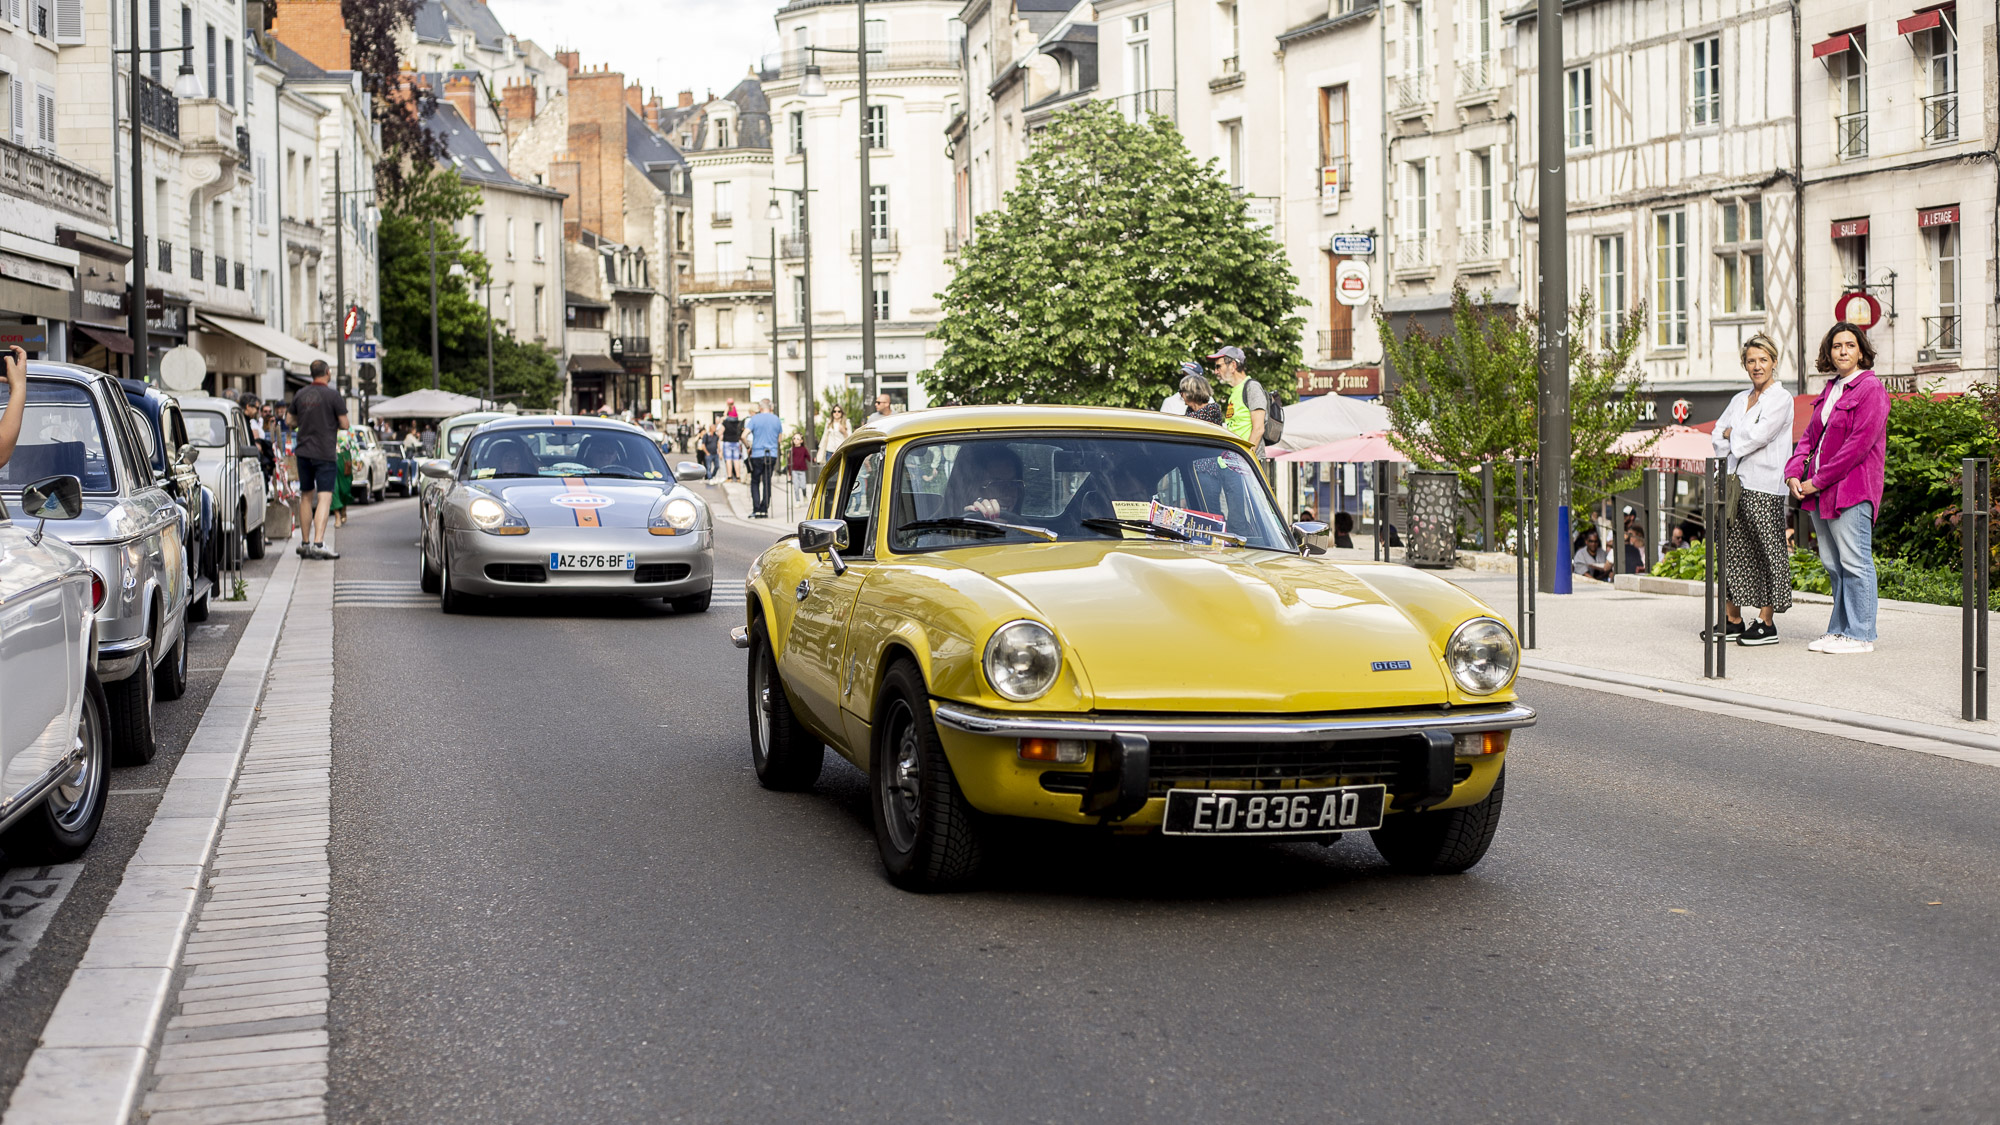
[0,381,117,493]
[185,410,230,448]
[464,428,671,480]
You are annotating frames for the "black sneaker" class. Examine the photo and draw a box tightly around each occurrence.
[1698,620,1745,642]
[1738,620,1779,646]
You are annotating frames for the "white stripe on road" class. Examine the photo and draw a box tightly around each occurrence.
[0,863,85,992]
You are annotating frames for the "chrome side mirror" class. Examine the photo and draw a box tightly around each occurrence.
[673,460,707,483]
[20,474,83,545]
[419,460,455,480]
[178,443,200,466]
[1292,520,1329,557]
[797,518,850,576]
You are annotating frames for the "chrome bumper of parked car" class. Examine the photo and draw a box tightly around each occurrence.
[94,634,152,680]
[932,701,1536,743]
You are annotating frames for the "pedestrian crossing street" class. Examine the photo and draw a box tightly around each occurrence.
[332,579,747,609]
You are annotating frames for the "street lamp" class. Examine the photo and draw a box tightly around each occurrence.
[798,0,880,407]
[766,146,814,439]
[115,2,204,381]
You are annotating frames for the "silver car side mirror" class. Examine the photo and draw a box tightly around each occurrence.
[1292,521,1329,557]
[419,460,455,480]
[19,474,83,545]
[673,461,707,483]
[797,518,850,576]
[178,443,200,466]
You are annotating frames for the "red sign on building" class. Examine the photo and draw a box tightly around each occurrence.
[1830,218,1870,240]
[1917,206,1960,229]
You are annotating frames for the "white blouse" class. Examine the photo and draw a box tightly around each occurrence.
[1710,384,1794,496]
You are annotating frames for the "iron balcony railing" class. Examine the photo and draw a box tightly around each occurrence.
[189,247,204,278]
[155,238,172,273]
[944,228,962,254]
[1396,234,1435,270]
[1458,57,1493,94]
[1396,73,1429,111]
[137,74,179,138]
[214,255,227,286]
[1922,92,1958,145]
[1112,89,1177,123]
[235,125,251,161]
[1319,156,1352,195]
[682,268,772,293]
[234,261,245,290]
[1836,110,1869,160]
[1319,328,1354,362]
[852,230,899,255]
[1459,227,1498,260]
[759,40,963,81]
[612,335,651,357]
[779,235,808,259]
[1925,315,1962,354]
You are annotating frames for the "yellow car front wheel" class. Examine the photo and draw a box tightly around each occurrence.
[1371,767,1505,875]
[871,662,986,892]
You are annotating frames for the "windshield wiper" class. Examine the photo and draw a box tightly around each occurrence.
[579,467,645,478]
[1080,517,1193,542]
[898,516,1059,542]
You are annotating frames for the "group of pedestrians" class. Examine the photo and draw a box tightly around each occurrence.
[1160,345,1275,457]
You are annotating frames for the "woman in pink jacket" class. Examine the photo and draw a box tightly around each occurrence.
[1784,322,1891,654]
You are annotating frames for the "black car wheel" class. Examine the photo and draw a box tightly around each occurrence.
[439,541,471,614]
[245,515,266,560]
[669,587,712,614]
[870,661,985,892]
[155,631,188,701]
[0,670,109,863]
[419,530,442,594]
[746,619,822,791]
[1371,768,1506,875]
[106,646,157,766]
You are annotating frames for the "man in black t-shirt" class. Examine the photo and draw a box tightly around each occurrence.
[291,360,349,559]
[720,407,744,483]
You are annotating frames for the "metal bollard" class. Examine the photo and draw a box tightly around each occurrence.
[1642,467,1659,574]
[1964,458,1990,721]
[1702,456,1728,679]
[1481,461,1495,552]
[1514,457,1535,650]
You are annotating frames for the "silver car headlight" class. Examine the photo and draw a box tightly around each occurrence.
[649,494,702,536]
[983,620,1061,702]
[467,495,528,535]
[1445,617,1518,695]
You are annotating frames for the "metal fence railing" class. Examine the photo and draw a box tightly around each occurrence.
[1964,457,1989,720]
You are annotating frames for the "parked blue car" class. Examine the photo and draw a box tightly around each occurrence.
[119,379,214,622]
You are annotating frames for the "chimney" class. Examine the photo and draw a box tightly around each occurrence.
[625,81,644,114]
[443,73,479,132]
[269,0,352,71]
[555,49,580,76]
[566,67,628,242]
[677,89,693,109]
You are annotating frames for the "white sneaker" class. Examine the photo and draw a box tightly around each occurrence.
[1807,633,1838,652]
[1822,636,1875,654]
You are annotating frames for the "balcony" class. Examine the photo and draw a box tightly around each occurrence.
[1924,315,1962,355]
[611,336,651,357]
[682,268,772,294]
[1395,234,1436,272]
[1395,73,1429,113]
[1318,328,1354,362]
[1922,92,1958,145]
[779,235,808,259]
[213,255,228,286]
[943,228,962,256]
[189,247,204,279]
[155,238,172,273]
[1459,227,1499,262]
[710,211,733,228]
[852,230,899,256]
[0,136,112,224]
[137,74,180,139]
[1112,89,1177,124]
[1836,110,1868,160]
[759,40,963,81]
[1210,56,1244,93]
[236,125,251,162]
[1458,57,1494,97]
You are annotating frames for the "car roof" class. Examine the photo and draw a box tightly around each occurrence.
[24,361,114,389]
[846,405,1256,450]
[439,411,510,429]
[472,415,646,436]
[176,395,243,413]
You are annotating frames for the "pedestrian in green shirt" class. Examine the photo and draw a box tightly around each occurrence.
[1207,345,1267,455]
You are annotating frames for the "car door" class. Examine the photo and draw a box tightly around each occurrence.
[235,410,265,518]
[0,504,87,810]
[779,444,883,749]
[106,388,185,618]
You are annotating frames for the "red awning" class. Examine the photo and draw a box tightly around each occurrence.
[1812,33,1852,58]
[1897,8,1945,35]
[76,325,133,355]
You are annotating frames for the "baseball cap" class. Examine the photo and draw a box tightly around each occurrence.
[1178,360,1205,379]
[1206,345,1246,364]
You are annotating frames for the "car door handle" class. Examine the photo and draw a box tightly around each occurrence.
[795,580,811,602]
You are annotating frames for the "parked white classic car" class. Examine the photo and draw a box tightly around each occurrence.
[180,395,269,564]
[345,425,389,503]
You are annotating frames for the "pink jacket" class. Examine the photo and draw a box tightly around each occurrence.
[1784,370,1889,519]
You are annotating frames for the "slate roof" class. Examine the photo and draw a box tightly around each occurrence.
[270,38,331,81]
[411,0,450,44]
[425,100,563,197]
[704,75,770,151]
[439,0,509,50]
[626,108,689,196]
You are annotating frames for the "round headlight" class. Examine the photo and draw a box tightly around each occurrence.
[983,620,1061,702]
[1446,617,1518,695]
[663,497,699,530]
[468,496,507,530]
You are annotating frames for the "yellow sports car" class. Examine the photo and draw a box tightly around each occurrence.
[731,406,1533,891]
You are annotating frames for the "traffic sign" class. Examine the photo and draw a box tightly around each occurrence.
[1331,234,1375,256]
[355,341,378,361]
[1334,261,1372,307]
[159,345,206,392]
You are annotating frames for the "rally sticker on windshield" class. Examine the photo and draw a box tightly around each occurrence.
[1148,501,1229,546]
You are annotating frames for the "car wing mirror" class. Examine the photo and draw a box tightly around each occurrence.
[419,460,455,480]
[1292,520,1329,557]
[20,474,84,545]
[178,443,200,466]
[673,460,707,483]
[797,518,850,576]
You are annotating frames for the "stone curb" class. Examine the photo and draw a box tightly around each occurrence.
[1523,655,2000,756]
[0,550,303,1125]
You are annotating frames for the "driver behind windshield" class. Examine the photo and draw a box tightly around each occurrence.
[947,443,1025,522]
[580,437,629,472]
[483,438,540,477]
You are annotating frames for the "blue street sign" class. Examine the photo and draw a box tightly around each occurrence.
[354,342,378,360]
[1331,234,1376,256]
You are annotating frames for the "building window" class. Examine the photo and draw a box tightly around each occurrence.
[1654,210,1688,347]
[1459,0,1493,90]
[148,0,160,79]
[1716,197,1764,315]
[788,110,804,154]
[204,23,215,97]
[534,221,544,261]
[716,307,734,349]
[715,240,734,274]
[1921,14,1957,144]
[792,274,806,326]
[1565,65,1594,148]
[1221,2,1240,72]
[1318,84,1348,194]
[256,154,267,225]
[472,212,485,253]
[1397,1,1428,107]
[869,184,888,241]
[1398,158,1433,267]
[1222,120,1243,187]
[715,117,731,149]
[871,272,889,322]
[1459,149,1495,259]
[865,104,886,149]
[714,181,733,223]
[1127,14,1152,94]
[506,217,516,260]
[1928,215,1960,353]
[1690,36,1720,125]
[223,36,234,105]
[1595,234,1626,346]
[1833,38,1867,159]
[533,285,544,337]
[179,5,190,77]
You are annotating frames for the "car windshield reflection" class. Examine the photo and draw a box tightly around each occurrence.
[0,381,117,493]
[463,427,671,481]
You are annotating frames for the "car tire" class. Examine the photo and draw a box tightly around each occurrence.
[746,619,822,791]
[419,534,442,594]
[187,586,210,623]
[439,542,471,614]
[245,518,266,560]
[0,670,110,863]
[871,661,985,892]
[669,588,711,614]
[373,485,385,503]
[1370,767,1505,876]
[106,650,158,767]
[155,631,188,701]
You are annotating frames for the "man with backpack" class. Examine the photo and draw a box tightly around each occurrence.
[1208,345,1282,456]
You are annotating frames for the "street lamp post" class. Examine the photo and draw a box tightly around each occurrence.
[429,223,441,390]
[326,153,378,420]
[799,0,880,407]
[117,22,204,380]
[767,146,814,438]
[1535,0,1571,595]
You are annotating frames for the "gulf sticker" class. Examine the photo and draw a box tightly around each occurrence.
[562,476,603,527]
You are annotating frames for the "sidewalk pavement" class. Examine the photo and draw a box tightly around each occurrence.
[702,473,806,532]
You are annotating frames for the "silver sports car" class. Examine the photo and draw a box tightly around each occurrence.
[418,416,714,613]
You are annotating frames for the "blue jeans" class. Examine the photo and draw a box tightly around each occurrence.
[1811,501,1877,642]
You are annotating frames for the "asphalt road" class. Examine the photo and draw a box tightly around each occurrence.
[314,497,2000,1124]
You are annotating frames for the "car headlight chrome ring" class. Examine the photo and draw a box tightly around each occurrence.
[651,495,701,535]
[983,619,1062,702]
[1445,616,1518,696]
[468,496,508,530]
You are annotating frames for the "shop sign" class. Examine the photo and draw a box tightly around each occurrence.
[1882,374,1920,392]
[72,258,129,325]
[0,320,49,351]
[355,341,378,361]
[0,253,73,291]
[1298,368,1382,396]
[147,294,188,337]
[1830,218,1870,240]
[1334,261,1372,307]
[1330,234,1375,256]
[1917,206,1959,229]
[1834,289,1882,330]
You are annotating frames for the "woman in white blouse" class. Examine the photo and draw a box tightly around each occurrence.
[1710,333,1794,646]
[816,405,852,463]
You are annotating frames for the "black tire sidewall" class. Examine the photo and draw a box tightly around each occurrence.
[869,662,981,890]
[108,652,156,766]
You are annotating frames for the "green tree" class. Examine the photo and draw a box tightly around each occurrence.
[926,100,1303,409]
[1877,386,1994,568]
[1378,287,1651,514]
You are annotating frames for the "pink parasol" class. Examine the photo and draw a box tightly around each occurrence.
[1271,431,1411,463]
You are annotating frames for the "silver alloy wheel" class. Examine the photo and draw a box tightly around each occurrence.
[880,699,922,853]
[751,647,774,758]
[50,696,102,832]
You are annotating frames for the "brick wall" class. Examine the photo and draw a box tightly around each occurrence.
[443,74,479,134]
[270,0,350,71]
[568,67,629,243]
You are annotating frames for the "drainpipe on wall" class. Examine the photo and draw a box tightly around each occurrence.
[1793,0,1806,396]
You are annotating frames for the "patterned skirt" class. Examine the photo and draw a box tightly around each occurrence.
[1726,488,1793,613]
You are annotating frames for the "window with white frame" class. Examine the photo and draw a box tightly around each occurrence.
[715,306,735,349]
[1399,158,1433,267]
[872,272,890,322]
[472,212,485,253]
[1222,120,1243,187]
[1221,2,1240,72]
[506,217,516,260]
[534,221,545,261]
[1398,1,1428,105]
[1459,0,1494,91]
[1565,65,1594,148]
[1459,148,1495,259]
[1929,216,1960,352]
[869,185,889,241]
[788,110,804,154]
[533,285,545,337]
[715,240,735,274]
[714,181,733,222]
[33,83,54,151]
[1716,197,1764,315]
[1921,13,1956,143]
[1833,38,1867,159]
[1127,13,1152,95]
[792,274,807,326]
[865,104,886,149]
[1595,234,1626,346]
[1691,36,1720,125]
[256,154,267,226]
[1654,210,1688,347]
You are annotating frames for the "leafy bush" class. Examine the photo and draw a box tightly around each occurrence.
[1789,549,1831,595]
[1653,544,1707,580]
[1650,545,1960,608]
[1878,389,1994,569]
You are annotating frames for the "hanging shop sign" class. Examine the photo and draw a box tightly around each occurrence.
[1833,290,1882,330]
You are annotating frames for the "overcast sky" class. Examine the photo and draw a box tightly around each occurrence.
[487,0,776,105]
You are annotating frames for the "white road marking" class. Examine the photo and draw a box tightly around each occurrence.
[0,863,85,992]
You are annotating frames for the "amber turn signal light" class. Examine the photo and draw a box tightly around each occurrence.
[1452,730,1509,757]
[1018,738,1087,763]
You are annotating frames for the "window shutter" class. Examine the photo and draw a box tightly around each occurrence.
[53,0,80,43]
[35,84,53,148]
[10,79,23,145]
[257,155,268,225]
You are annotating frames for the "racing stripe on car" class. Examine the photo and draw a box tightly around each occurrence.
[563,476,600,527]
[552,417,573,427]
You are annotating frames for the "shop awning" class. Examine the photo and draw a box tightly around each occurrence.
[76,325,133,355]
[568,354,623,374]
[1812,33,1856,58]
[1897,7,1947,35]
[195,312,336,371]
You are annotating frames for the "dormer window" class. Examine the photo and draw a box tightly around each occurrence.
[716,118,732,148]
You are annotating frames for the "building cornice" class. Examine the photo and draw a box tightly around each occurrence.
[1278,2,1379,49]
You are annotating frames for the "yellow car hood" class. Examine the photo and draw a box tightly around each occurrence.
[954,542,1454,712]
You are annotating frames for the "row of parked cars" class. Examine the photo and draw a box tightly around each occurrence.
[0,361,271,864]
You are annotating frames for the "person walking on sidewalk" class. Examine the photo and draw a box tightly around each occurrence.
[789,433,811,504]
[1786,322,1890,655]
[701,422,721,484]
[1711,333,1795,646]
[744,400,782,518]
[819,406,851,463]
[290,360,348,560]
[721,401,744,482]
[1209,346,1268,457]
